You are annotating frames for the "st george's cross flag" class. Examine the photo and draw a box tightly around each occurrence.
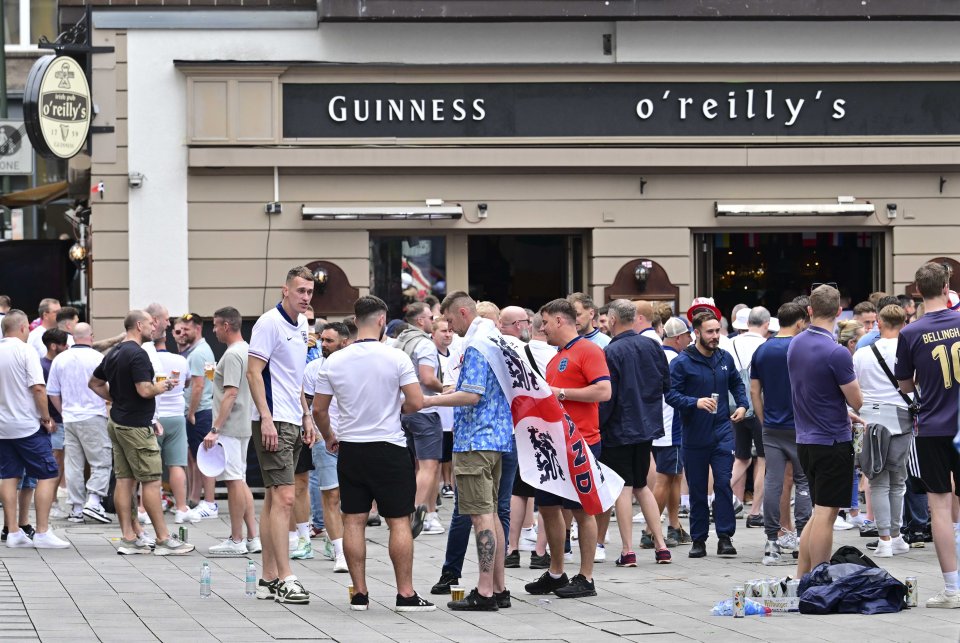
[467,328,623,515]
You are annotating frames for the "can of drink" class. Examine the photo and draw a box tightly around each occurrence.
[450,585,466,602]
[785,579,801,598]
[732,585,745,618]
[745,579,762,598]
[348,584,355,601]
[170,370,180,381]
[178,526,187,543]
[710,392,719,414]
[852,422,865,454]
[767,578,784,598]
[905,576,918,607]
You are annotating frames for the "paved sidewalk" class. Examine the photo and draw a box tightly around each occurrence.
[1,500,959,642]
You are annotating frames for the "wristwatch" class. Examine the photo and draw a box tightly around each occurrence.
[210,427,219,435]
[557,389,566,402]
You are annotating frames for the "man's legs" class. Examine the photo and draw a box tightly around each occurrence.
[309,446,325,532]
[498,444,517,558]
[710,443,736,540]
[571,509,596,579]
[751,457,765,517]
[416,459,440,512]
[342,513,368,594]
[508,496,528,553]
[266,485,296,579]
[114,478,138,541]
[636,484,667,549]
[684,447,710,543]
[141,479,169,541]
[63,423,86,510]
[762,430,787,543]
[928,492,958,581]
[438,488,472,579]
[539,505,566,578]
[796,504,838,576]
[186,452,201,505]
[168,466,189,512]
[385,515,417,597]
[731,457,752,504]
[469,512,503,597]
[1,478,21,533]
[321,488,343,541]
[17,484,33,526]
[225,479,249,541]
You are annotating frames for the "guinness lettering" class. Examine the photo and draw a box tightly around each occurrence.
[327,96,486,123]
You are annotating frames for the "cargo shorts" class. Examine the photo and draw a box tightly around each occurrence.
[251,420,303,488]
[107,420,162,482]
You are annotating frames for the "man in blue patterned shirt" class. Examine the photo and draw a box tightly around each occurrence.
[425,292,515,612]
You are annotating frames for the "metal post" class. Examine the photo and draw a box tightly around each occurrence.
[0,0,9,233]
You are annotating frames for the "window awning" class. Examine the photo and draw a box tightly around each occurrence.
[0,181,69,208]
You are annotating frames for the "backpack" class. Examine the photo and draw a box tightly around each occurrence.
[728,337,754,417]
[394,328,443,383]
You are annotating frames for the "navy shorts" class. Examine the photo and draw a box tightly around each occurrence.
[535,441,601,511]
[186,408,212,461]
[0,428,60,481]
[601,442,653,488]
[402,412,443,461]
[652,444,684,476]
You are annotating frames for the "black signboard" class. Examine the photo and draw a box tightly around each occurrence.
[283,81,960,139]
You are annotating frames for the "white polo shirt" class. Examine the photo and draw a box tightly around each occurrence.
[154,349,190,419]
[249,303,309,426]
[316,339,418,447]
[303,356,340,433]
[46,345,107,423]
[0,337,46,438]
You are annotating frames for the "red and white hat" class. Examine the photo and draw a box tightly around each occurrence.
[686,297,723,323]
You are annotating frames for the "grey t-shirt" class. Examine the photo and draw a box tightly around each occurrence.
[213,340,252,438]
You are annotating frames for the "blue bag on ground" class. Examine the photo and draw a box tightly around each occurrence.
[798,562,906,614]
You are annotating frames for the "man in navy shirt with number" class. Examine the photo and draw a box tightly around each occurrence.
[896,262,960,609]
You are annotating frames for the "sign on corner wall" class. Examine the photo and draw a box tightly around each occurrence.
[24,55,91,159]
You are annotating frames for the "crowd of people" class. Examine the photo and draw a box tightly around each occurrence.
[2,260,960,612]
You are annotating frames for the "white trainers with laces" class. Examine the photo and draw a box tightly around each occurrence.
[873,539,893,558]
[776,530,798,551]
[82,503,112,524]
[333,552,349,573]
[33,531,71,549]
[422,513,445,535]
[926,590,960,609]
[137,510,152,525]
[175,508,201,524]
[247,537,262,553]
[49,504,69,520]
[594,543,606,563]
[137,532,156,549]
[6,529,34,548]
[845,512,866,527]
[833,516,854,531]
[193,501,218,520]
[209,538,248,556]
[519,526,538,552]
[762,540,792,566]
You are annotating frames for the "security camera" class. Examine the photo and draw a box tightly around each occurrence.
[128,172,145,189]
[886,203,897,219]
[477,203,488,219]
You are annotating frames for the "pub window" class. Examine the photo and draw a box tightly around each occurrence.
[370,236,447,321]
[4,0,57,49]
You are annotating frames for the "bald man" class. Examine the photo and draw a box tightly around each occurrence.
[634,301,663,345]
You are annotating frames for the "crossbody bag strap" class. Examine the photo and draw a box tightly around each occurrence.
[870,343,915,407]
[524,344,544,378]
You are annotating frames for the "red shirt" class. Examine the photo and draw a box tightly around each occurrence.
[546,335,611,445]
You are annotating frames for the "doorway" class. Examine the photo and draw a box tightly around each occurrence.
[695,231,885,318]
[468,234,583,309]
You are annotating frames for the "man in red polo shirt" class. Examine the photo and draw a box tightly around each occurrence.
[523,298,611,599]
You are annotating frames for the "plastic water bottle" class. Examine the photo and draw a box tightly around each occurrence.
[200,561,212,598]
[245,560,257,597]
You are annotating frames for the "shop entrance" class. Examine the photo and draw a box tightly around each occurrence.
[468,234,583,309]
[695,231,885,319]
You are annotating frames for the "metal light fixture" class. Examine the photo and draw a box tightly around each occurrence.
[314,267,329,294]
[634,262,650,285]
[68,242,87,263]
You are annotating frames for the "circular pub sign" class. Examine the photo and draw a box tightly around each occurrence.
[24,55,91,159]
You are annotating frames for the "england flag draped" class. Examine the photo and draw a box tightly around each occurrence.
[468,328,624,515]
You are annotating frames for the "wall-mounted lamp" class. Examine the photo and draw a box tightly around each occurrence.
[128,172,145,189]
[314,267,329,294]
[886,203,898,219]
[634,261,651,288]
[68,242,87,263]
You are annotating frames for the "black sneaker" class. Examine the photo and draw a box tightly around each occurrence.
[717,536,737,558]
[865,539,879,550]
[448,587,498,611]
[670,526,692,545]
[367,514,381,527]
[494,589,511,608]
[430,571,459,595]
[525,571,569,595]
[639,531,655,549]
[746,514,764,528]
[554,574,596,599]
[530,552,551,569]
[351,592,369,611]
[689,540,707,558]
[860,524,879,538]
[410,504,427,539]
[396,592,436,612]
[664,529,679,548]
[505,550,520,568]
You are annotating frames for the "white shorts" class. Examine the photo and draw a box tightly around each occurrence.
[216,434,250,482]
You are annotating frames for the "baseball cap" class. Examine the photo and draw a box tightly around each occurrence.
[732,308,750,330]
[663,317,691,338]
[686,297,722,324]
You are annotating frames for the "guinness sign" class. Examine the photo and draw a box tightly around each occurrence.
[24,55,91,159]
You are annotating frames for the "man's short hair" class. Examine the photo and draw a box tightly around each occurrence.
[404,302,429,324]
[897,294,915,309]
[792,295,810,309]
[322,321,350,339]
[0,295,10,309]
[879,304,907,329]
[431,318,448,333]
[124,310,149,331]
[179,312,203,327]
[608,299,636,326]
[56,306,79,324]
[344,319,359,340]
[567,292,596,316]
[877,295,899,310]
[213,306,242,331]
[531,312,545,333]
[541,298,577,324]
[915,262,950,300]
[354,295,388,323]
[42,328,69,349]
[853,301,876,316]
[655,302,673,325]
[597,305,609,317]
[38,298,59,317]
[634,300,655,323]
[424,294,439,308]
[286,265,315,284]
[747,306,771,327]
[692,310,718,331]
[776,302,808,327]
[440,291,475,315]
[1,309,27,335]
[810,285,841,319]
[144,302,168,320]
[868,291,888,308]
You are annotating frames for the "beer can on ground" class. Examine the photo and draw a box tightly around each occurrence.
[178,526,188,543]
[710,392,719,414]
[785,579,801,598]
[767,578,785,598]
[745,579,762,598]
[905,576,918,607]
[852,422,865,454]
[450,585,466,602]
[348,584,355,601]
[732,585,745,618]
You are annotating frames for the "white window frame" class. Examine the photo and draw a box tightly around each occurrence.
[5,0,42,51]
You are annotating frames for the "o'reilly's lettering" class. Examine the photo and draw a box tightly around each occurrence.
[328,96,485,123]
[635,88,848,127]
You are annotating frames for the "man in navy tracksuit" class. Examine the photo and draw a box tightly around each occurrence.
[666,311,748,559]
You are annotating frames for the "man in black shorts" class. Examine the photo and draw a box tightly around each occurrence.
[787,285,863,577]
[314,296,434,612]
[597,300,672,566]
[896,262,960,608]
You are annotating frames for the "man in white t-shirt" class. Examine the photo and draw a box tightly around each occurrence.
[47,323,111,525]
[635,301,664,345]
[729,306,771,528]
[27,298,61,358]
[247,267,318,605]
[0,310,70,548]
[432,318,456,498]
[314,295,435,613]
[152,331,195,525]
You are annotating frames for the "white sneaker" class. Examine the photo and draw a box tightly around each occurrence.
[519,526,537,552]
[247,537,262,553]
[136,532,156,549]
[333,552,349,573]
[174,508,201,524]
[33,531,71,549]
[891,535,910,554]
[873,539,893,558]
[82,503,112,524]
[570,521,579,541]
[137,510,152,525]
[422,513,445,535]
[927,590,960,609]
[5,529,34,548]
[49,504,69,520]
[846,513,866,527]
[776,530,799,551]
[833,516,854,531]
[209,538,248,556]
[193,501,218,520]
[633,511,646,524]
[595,543,606,563]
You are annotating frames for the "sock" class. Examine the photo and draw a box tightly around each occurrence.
[284,575,297,583]
[549,571,563,580]
[296,522,310,539]
[681,494,689,506]
[288,531,297,544]
[333,538,344,558]
[944,571,959,594]
[87,493,100,506]
[708,494,715,504]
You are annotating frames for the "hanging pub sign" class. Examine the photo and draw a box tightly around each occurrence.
[24,55,91,159]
